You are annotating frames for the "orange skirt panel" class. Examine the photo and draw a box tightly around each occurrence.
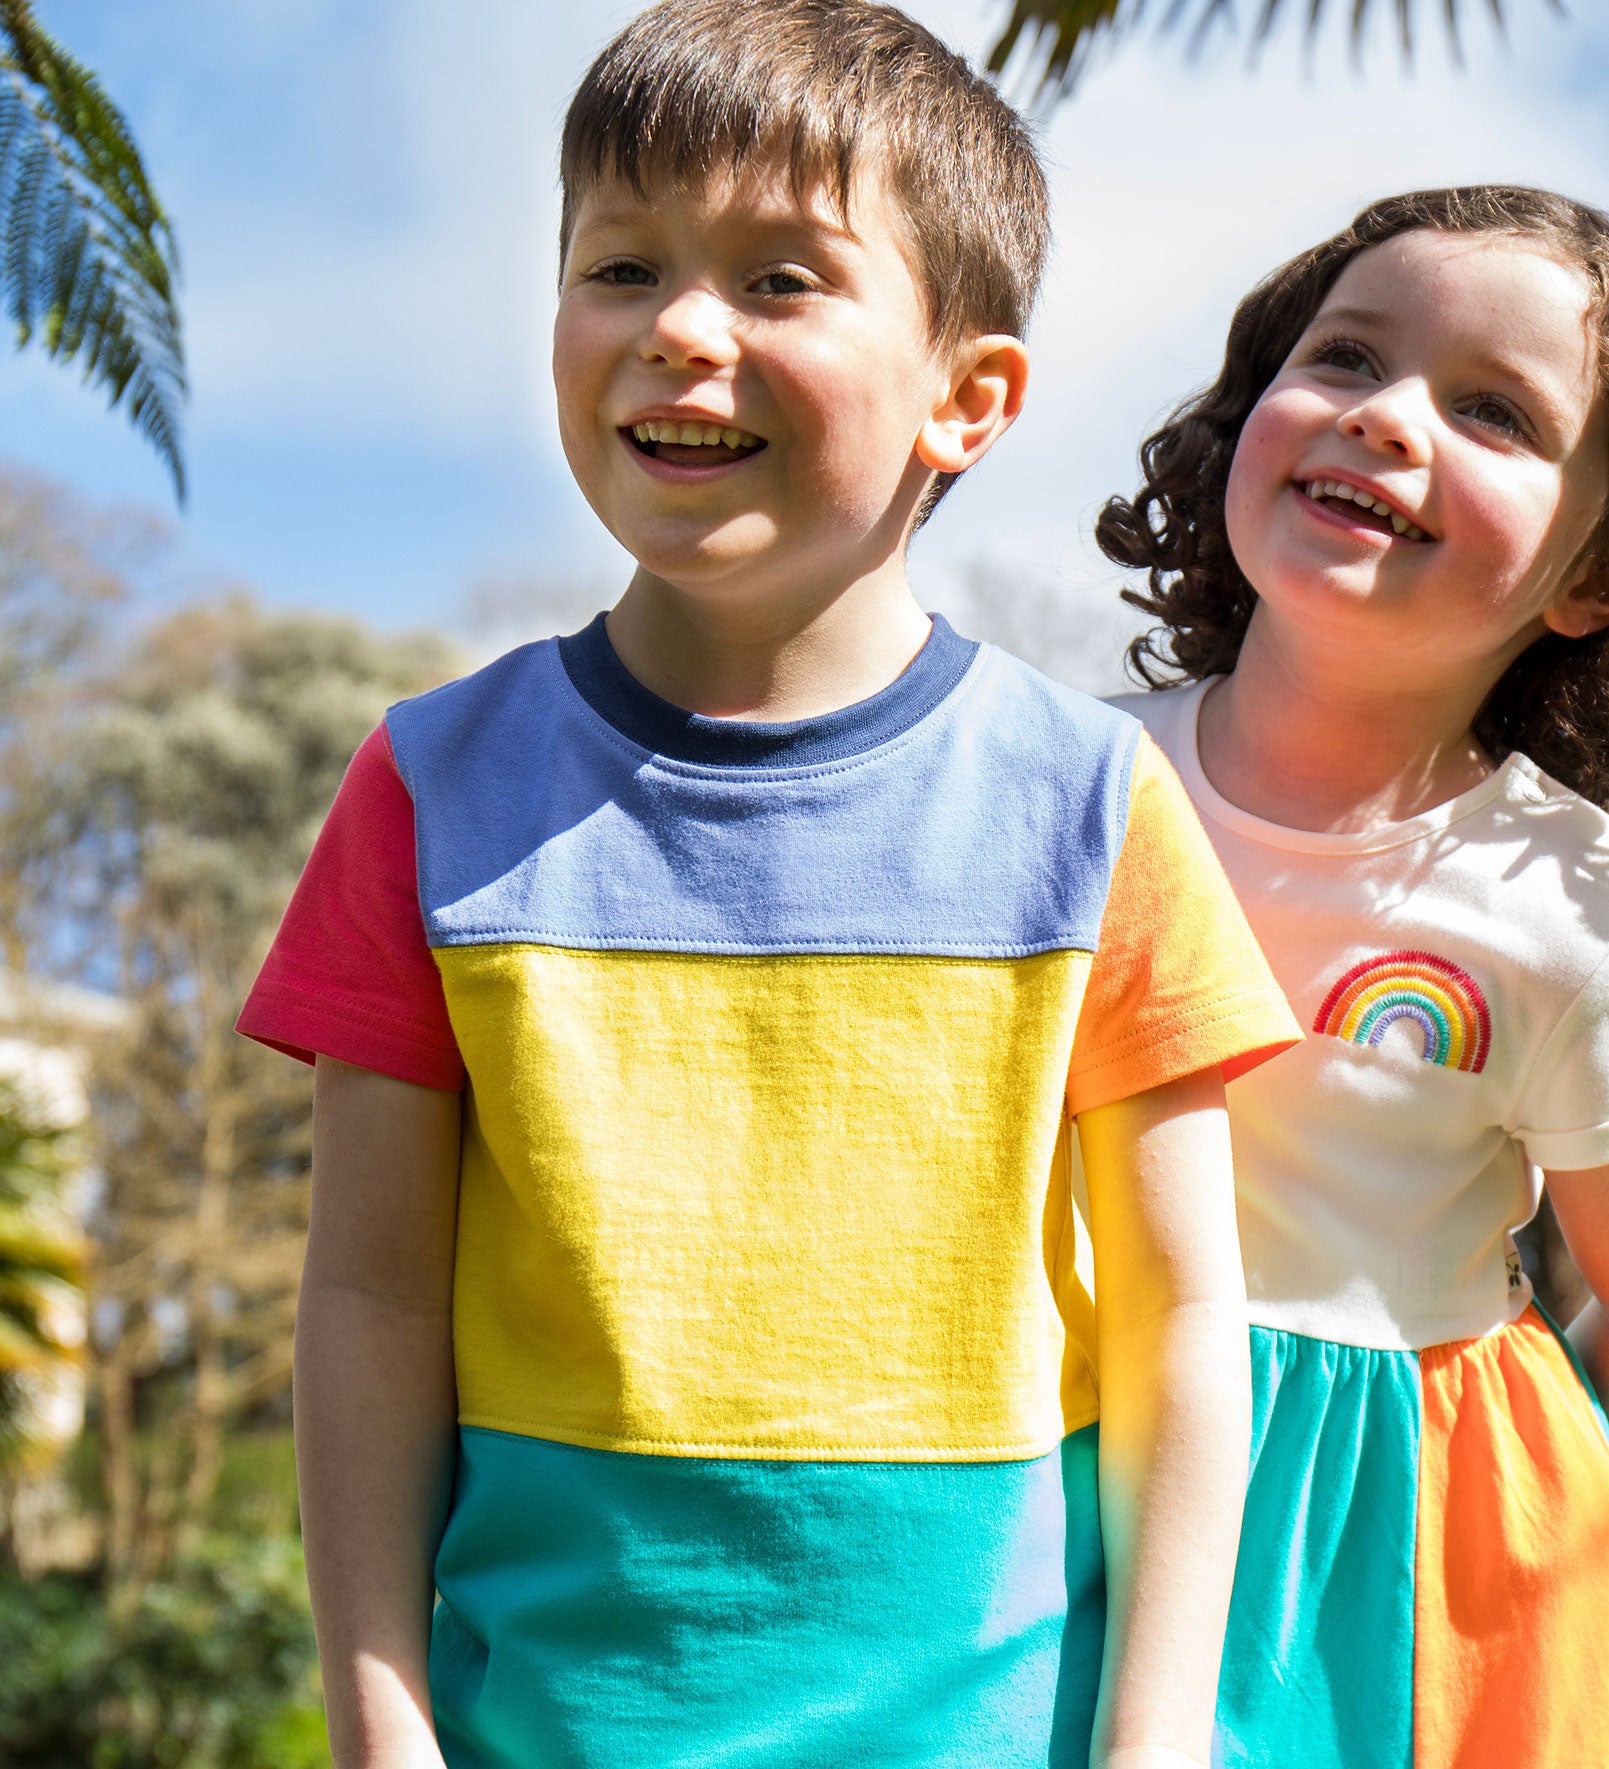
[1415,1307,1609,1769]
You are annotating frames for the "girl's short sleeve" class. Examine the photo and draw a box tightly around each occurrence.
[236,723,465,1090]
[1511,953,1609,1171]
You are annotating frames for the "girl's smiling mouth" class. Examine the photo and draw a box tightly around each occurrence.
[1298,475,1432,542]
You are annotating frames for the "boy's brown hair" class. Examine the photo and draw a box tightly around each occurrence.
[559,0,1050,357]
[1098,186,1609,809]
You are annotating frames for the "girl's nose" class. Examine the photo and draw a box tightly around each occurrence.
[641,288,739,371]
[1339,380,1432,465]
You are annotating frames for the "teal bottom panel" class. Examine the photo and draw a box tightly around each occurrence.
[1215,1327,1419,1769]
[430,1426,1105,1769]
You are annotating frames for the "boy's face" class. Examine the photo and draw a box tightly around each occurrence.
[554,157,957,604]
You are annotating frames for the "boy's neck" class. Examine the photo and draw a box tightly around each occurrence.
[1197,614,1500,834]
[605,557,933,722]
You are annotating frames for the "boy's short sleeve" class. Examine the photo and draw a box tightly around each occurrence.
[1511,954,1609,1171]
[1066,733,1300,1117]
[236,722,465,1090]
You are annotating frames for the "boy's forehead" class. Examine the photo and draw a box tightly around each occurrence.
[568,154,907,246]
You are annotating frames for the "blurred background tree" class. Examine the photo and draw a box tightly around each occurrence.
[0,466,458,1760]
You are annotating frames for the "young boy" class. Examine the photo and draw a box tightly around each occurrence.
[239,3,1300,1765]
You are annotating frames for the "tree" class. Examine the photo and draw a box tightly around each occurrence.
[986,0,1542,97]
[2,570,458,1589]
[0,1086,80,1477]
[1,1,185,498]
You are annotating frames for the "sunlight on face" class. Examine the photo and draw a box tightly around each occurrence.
[552,156,955,606]
[1225,229,1609,690]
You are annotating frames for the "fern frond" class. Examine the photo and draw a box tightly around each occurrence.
[0,0,186,500]
[988,0,1556,99]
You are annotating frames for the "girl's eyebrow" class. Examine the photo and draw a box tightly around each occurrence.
[1310,304,1389,332]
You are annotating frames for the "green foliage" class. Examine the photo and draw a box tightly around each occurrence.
[987,0,1540,96]
[0,1541,325,1769]
[0,0,186,499]
[0,1084,82,1471]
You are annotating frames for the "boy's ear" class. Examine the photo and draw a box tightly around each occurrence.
[1543,557,1609,640]
[915,335,1030,476]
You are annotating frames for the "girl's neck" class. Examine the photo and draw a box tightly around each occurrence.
[1196,618,1499,835]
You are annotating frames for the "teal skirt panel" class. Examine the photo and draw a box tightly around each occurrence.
[430,1425,1105,1768]
[1215,1327,1421,1769]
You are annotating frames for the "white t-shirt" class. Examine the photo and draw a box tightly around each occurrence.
[1113,678,1609,1350]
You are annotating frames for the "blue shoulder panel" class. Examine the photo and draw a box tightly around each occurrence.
[385,639,1140,958]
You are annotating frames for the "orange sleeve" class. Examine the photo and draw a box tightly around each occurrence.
[1065,733,1301,1117]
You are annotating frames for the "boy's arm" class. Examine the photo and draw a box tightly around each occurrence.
[1077,1066,1250,1769]
[297,1055,462,1769]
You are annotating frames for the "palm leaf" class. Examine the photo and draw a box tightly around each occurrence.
[986,0,1551,97]
[0,0,185,500]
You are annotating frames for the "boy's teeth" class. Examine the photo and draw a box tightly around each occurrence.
[1391,513,1408,535]
[637,420,763,449]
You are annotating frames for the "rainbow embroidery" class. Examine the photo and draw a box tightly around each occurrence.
[1314,951,1491,1074]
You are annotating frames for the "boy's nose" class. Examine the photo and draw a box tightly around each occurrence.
[641,288,739,370]
[1339,379,1432,465]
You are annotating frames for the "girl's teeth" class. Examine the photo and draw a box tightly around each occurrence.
[1306,478,1425,540]
[721,429,741,448]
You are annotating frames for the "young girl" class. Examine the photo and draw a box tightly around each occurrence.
[1101,187,1609,1769]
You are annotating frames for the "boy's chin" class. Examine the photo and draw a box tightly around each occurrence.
[617,520,786,589]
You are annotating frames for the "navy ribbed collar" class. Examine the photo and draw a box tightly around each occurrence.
[556,612,977,768]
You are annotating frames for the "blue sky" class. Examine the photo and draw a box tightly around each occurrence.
[7,0,1609,687]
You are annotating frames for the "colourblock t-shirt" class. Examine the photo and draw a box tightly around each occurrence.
[242,618,1299,1768]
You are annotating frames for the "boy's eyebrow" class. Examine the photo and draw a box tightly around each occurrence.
[570,192,861,246]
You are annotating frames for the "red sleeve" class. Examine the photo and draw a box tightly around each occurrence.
[236,724,465,1090]
[1065,735,1301,1116]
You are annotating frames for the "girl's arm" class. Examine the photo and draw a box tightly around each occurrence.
[1078,1066,1251,1769]
[1545,1165,1609,1312]
[297,1055,462,1769]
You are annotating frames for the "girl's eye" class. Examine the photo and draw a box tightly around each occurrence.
[1464,395,1528,438]
[752,269,814,297]
[1313,339,1374,375]
[591,260,654,287]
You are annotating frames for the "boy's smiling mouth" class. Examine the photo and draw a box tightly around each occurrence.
[624,418,767,471]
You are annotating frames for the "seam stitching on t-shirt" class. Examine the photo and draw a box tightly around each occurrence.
[1066,988,1295,1078]
[552,642,995,783]
[455,1414,1064,1460]
[425,930,1101,957]
[1504,947,1609,1143]
[247,975,458,1054]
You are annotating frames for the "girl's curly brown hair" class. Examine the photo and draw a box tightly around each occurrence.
[1097,186,1609,809]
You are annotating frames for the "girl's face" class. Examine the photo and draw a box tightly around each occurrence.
[1226,229,1609,688]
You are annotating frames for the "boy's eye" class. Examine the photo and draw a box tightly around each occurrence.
[752,269,814,297]
[590,259,655,287]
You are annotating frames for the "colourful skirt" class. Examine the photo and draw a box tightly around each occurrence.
[1216,1307,1609,1769]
